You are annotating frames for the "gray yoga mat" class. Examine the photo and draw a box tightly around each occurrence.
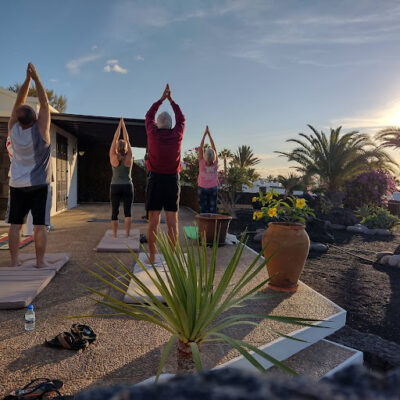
[95,229,141,253]
[0,253,70,309]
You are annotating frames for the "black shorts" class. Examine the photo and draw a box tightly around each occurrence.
[6,184,52,225]
[146,172,180,212]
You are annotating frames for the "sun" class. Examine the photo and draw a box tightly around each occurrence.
[385,104,400,126]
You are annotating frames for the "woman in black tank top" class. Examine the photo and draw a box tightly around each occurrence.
[109,118,133,238]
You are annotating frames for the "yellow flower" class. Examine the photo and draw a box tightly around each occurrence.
[252,196,257,202]
[266,193,273,201]
[253,211,263,220]
[296,198,306,209]
[268,208,277,218]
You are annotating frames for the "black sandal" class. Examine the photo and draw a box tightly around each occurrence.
[45,332,88,351]
[3,378,63,399]
[70,324,96,344]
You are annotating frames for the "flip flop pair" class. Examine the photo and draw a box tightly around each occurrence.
[45,324,96,351]
[2,378,73,399]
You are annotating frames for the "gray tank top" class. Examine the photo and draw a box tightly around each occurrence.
[9,122,51,187]
[111,160,132,185]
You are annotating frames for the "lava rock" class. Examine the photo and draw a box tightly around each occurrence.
[310,242,329,252]
[388,255,400,267]
[331,223,346,230]
[326,207,360,226]
[306,218,334,243]
[347,225,364,233]
[379,255,391,265]
[76,365,400,400]
[375,229,392,236]
[376,251,394,262]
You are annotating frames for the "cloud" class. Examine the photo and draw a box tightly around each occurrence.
[221,2,400,68]
[273,5,400,26]
[112,64,128,74]
[135,55,145,61]
[255,153,278,161]
[66,53,101,74]
[103,59,128,74]
[49,78,58,83]
[91,45,98,50]
[293,58,381,68]
[330,100,400,131]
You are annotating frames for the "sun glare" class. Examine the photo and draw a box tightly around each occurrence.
[385,104,400,126]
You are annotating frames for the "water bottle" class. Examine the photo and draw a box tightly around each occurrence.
[25,304,35,331]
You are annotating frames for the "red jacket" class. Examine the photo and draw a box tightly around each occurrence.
[145,100,185,174]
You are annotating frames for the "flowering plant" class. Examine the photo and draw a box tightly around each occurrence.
[180,148,200,188]
[344,170,397,210]
[253,191,315,224]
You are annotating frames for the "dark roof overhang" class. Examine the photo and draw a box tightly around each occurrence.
[0,114,147,149]
[51,113,147,149]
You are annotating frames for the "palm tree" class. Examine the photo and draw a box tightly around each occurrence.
[376,127,400,149]
[276,125,396,202]
[218,148,234,174]
[277,173,304,198]
[233,145,260,168]
[266,174,276,183]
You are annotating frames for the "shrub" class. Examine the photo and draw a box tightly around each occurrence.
[361,208,399,230]
[181,148,200,188]
[343,170,397,210]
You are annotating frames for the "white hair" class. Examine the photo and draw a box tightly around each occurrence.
[204,148,216,164]
[157,112,172,129]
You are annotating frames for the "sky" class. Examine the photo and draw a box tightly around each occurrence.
[1,0,400,176]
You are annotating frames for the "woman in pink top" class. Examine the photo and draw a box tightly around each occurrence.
[197,126,219,214]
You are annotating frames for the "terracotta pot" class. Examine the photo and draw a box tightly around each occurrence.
[262,222,310,292]
[195,213,232,245]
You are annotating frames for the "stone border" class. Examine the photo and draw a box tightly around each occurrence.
[325,221,392,236]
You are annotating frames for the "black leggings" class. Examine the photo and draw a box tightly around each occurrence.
[110,184,133,220]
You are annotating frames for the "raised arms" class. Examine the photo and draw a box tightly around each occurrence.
[198,127,208,161]
[199,126,217,162]
[121,118,133,166]
[8,64,31,133]
[109,119,122,167]
[168,85,185,136]
[207,126,217,161]
[29,63,50,143]
[145,84,170,134]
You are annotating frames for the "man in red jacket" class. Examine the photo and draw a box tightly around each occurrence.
[145,84,185,263]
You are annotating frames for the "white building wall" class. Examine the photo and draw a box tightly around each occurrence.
[49,124,78,215]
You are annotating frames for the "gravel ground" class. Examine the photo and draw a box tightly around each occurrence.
[229,211,400,347]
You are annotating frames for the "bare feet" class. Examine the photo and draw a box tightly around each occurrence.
[10,259,22,268]
[35,260,52,269]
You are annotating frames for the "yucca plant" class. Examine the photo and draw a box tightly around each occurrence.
[76,232,322,381]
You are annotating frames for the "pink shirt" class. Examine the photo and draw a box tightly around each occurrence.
[198,159,218,188]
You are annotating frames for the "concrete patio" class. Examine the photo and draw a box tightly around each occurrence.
[0,204,359,396]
